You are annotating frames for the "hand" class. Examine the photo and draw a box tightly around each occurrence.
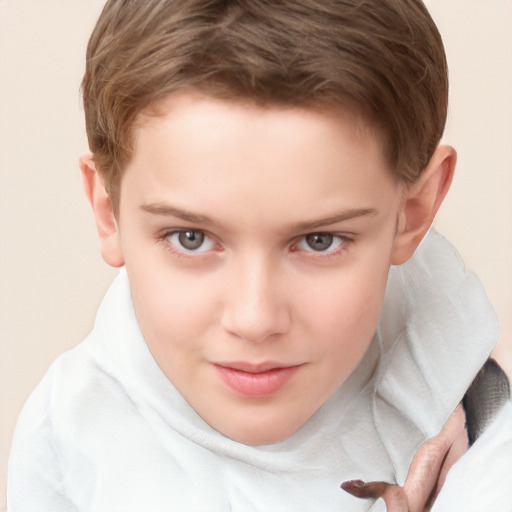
[341,405,468,511]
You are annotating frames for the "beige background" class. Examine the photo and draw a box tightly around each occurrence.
[0,1,511,509]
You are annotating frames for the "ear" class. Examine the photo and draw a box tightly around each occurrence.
[391,145,456,265]
[80,153,124,268]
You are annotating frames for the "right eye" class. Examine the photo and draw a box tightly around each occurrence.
[166,230,216,253]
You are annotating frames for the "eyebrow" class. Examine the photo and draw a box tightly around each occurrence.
[289,207,377,232]
[140,203,215,225]
[139,202,377,232]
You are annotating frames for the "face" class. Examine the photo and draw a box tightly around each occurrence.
[115,92,404,444]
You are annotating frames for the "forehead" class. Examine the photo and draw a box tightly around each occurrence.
[121,91,397,227]
[140,89,379,143]
[133,90,387,171]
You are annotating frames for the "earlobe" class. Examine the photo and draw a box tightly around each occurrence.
[391,145,456,265]
[80,153,124,268]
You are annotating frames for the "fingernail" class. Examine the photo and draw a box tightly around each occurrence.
[340,479,368,498]
[341,480,389,499]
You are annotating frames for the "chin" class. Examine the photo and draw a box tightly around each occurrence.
[215,410,309,446]
[227,429,293,446]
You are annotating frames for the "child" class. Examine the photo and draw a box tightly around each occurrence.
[7,0,511,510]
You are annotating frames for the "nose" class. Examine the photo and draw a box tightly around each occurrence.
[220,255,291,343]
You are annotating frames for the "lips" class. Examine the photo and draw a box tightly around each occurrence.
[213,361,302,397]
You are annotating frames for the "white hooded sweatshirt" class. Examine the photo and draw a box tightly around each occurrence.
[7,230,512,511]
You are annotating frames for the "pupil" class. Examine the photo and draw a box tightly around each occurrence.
[306,233,333,251]
[179,231,204,250]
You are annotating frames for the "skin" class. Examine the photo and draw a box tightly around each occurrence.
[81,91,456,451]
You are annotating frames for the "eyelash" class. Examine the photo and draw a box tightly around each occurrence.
[157,229,353,260]
[157,229,221,259]
[291,233,353,259]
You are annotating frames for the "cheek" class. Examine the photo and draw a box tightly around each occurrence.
[127,264,220,348]
[299,260,389,359]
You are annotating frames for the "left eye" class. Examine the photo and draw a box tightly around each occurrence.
[167,230,216,252]
[296,233,346,253]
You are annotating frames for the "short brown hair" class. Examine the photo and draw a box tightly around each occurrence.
[82,0,448,206]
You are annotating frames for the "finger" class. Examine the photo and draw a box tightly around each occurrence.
[341,479,387,499]
[339,407,468,511]
[434,409,469,498]
[381,484,409,512]
[341,480,408,511]
[403,405,468,511]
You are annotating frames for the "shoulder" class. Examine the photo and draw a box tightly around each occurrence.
[7,328,147,509]
[7,340,96,510]
[11,330,134,447]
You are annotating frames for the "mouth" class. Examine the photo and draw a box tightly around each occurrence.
[213,361,302,398]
